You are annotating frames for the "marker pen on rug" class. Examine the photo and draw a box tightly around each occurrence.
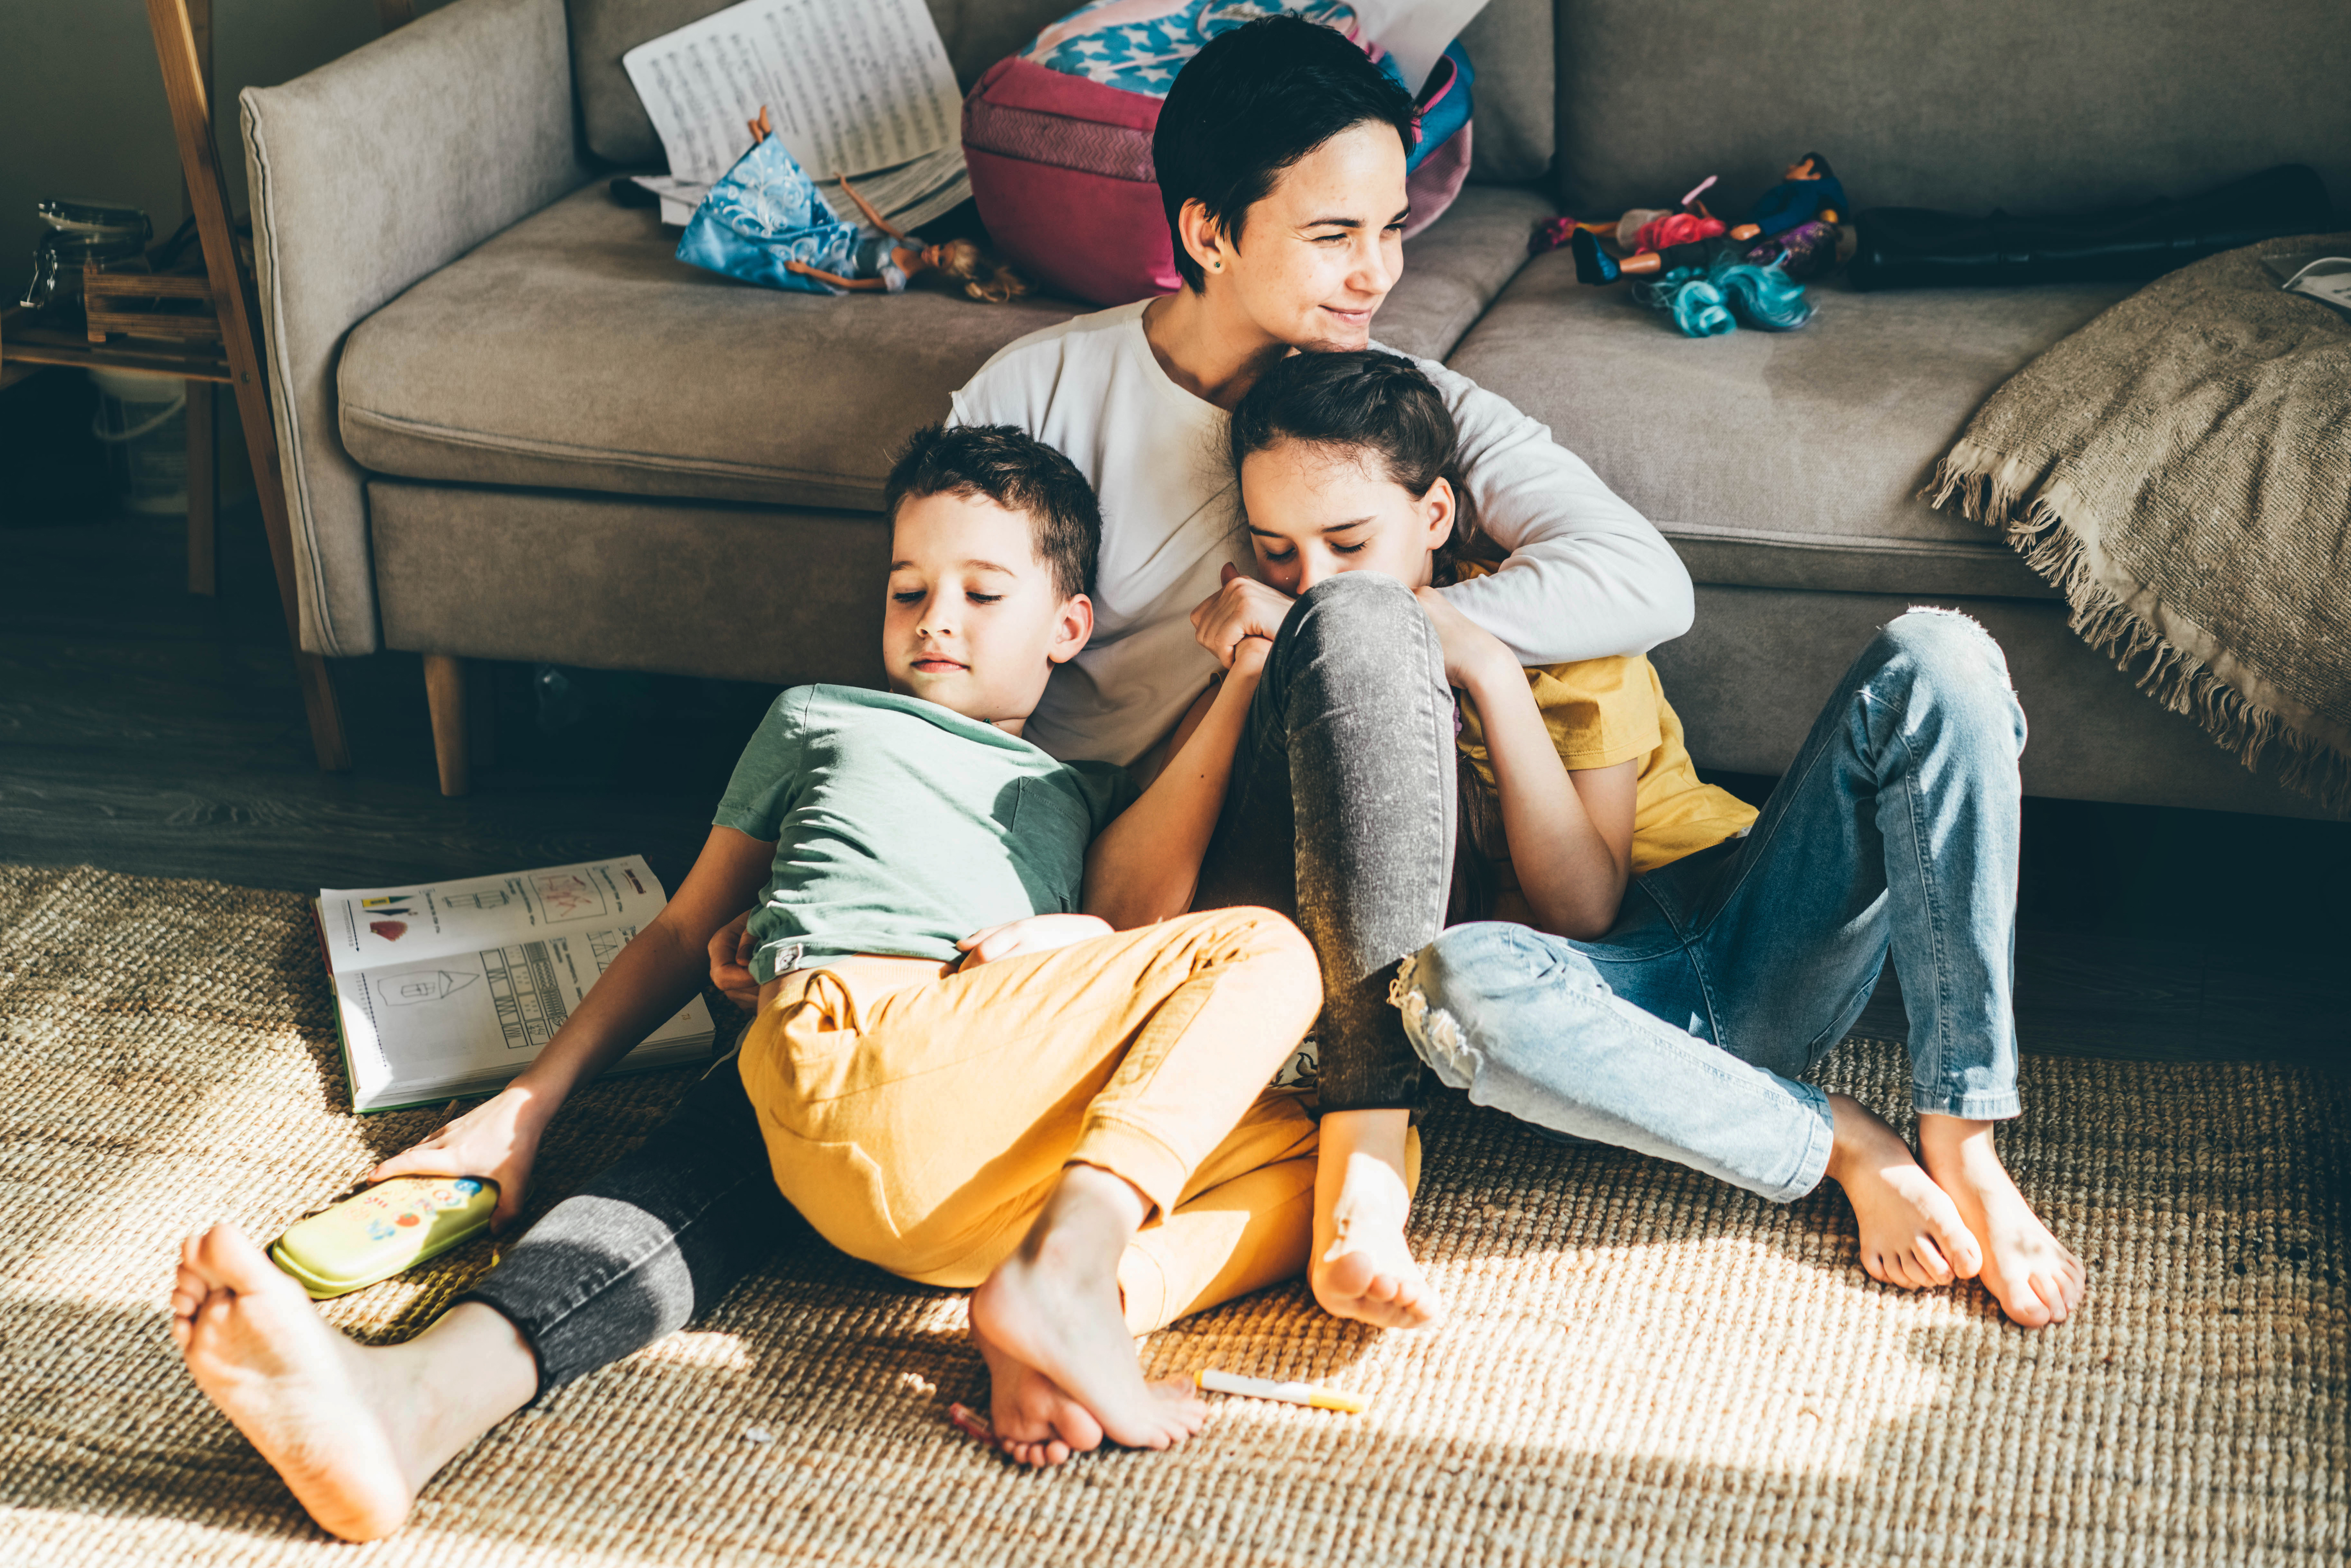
[1194,1369,1369,1413]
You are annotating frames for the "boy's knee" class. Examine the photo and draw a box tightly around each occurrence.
[1215,907,1323,1001]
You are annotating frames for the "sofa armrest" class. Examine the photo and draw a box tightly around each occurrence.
[241,0,589,657]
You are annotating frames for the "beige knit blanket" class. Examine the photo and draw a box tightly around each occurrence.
[1927,233,2351,812]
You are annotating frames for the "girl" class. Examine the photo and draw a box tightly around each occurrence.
[1224,349,2083,1329]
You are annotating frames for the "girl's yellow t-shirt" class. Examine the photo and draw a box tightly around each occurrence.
[1447,561,1755,877]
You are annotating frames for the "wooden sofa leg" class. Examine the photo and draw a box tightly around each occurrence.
[466,659,497,771]
[423,654,470,797]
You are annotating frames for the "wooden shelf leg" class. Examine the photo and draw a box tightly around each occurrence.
[185,379,216,594]
[424,654,470,797]
[145,0,351,772]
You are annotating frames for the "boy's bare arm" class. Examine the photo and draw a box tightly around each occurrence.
[369,826,774,1225]
[1082,637,1269,929]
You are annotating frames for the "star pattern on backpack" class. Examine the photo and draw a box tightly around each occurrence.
[1031,0,1358,98]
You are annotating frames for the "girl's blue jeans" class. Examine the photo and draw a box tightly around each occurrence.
[1394,610,2029,1204]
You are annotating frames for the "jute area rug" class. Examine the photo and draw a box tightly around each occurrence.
[1,865,2342,1567]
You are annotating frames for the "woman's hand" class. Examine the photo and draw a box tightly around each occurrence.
[367,1086,551,1233]
[1414,585,1518,690]
[956,913,1114,969]
[1191,565,1294,670]
[708,909,759,1012]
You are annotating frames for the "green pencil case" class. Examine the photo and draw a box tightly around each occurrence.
[269,1176,497,1300]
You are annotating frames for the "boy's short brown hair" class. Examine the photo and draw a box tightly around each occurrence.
[884,424,1102,601]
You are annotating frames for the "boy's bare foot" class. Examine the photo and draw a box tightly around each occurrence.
[1823,1094,1982,1291]
[1918,1114,2084,1327]
[968,1164,1208,1466]
[171,1222,537,1540]
[972,1324,1201,1468]
[971,1328,1101,1467]
[1310,1110,1442,1329]
[170,1223,417,1541]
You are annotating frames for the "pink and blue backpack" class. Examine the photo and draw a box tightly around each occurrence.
[963,1,1474,307]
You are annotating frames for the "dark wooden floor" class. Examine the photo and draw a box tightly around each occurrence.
[4,371,2345,1069]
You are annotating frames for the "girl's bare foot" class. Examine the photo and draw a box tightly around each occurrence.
[1918,1115,2085,1327]
[967,1165,1208,1463]
[170,1223,537,1540]
[1823,1094,1982,1291]
[1309,1110,1440,1328]
[170,1224,418,1541]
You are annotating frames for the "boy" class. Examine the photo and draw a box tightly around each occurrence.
[171,425,1325,1541]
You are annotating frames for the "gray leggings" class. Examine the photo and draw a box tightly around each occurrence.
[460,571,1458,1397]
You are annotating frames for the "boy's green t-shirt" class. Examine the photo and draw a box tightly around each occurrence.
[714,685,1137,981]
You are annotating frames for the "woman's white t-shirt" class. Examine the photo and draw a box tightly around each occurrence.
[950,299,1693,766]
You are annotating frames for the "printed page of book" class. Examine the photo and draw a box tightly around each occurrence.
[2281,257,2351,317]
[320,858,714,1110]
[335,921,712,1103]
[319,857,674,973]
[624,0,963,186]
[1349,0,1491,92]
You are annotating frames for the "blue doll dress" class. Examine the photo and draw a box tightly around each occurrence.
[676,135,865,295]
[853,231,910,293]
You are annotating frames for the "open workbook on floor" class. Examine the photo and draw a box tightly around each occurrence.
[314,856,716,1113]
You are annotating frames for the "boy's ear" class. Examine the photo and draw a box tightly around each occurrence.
[1048,593,1096,665]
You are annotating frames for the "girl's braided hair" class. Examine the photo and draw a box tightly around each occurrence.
[1226,349,1480,581]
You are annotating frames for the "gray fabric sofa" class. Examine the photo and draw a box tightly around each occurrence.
[241,0,2349,816]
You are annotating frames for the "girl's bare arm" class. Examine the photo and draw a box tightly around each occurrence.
[1417,588,1635,940]
[1082,637,1269,929]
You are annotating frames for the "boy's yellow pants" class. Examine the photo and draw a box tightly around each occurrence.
[736,908,1338,1333]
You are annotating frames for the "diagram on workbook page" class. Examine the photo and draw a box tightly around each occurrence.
[317,857,716,1109]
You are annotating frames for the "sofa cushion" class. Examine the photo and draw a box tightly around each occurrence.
[1376,185,1556,363]
[1553,0,2351,229]
[572,0,1558,186]
[338,181,1546,511]
[1443,251,2137,598]
[1456,0,1550,185]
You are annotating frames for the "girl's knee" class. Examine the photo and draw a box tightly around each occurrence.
[1868,610,2025,744]
[1392,924,1596,1085]
[1285,572,1429,664]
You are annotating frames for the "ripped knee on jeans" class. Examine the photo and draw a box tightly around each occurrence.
[1388,951,1475,1086]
